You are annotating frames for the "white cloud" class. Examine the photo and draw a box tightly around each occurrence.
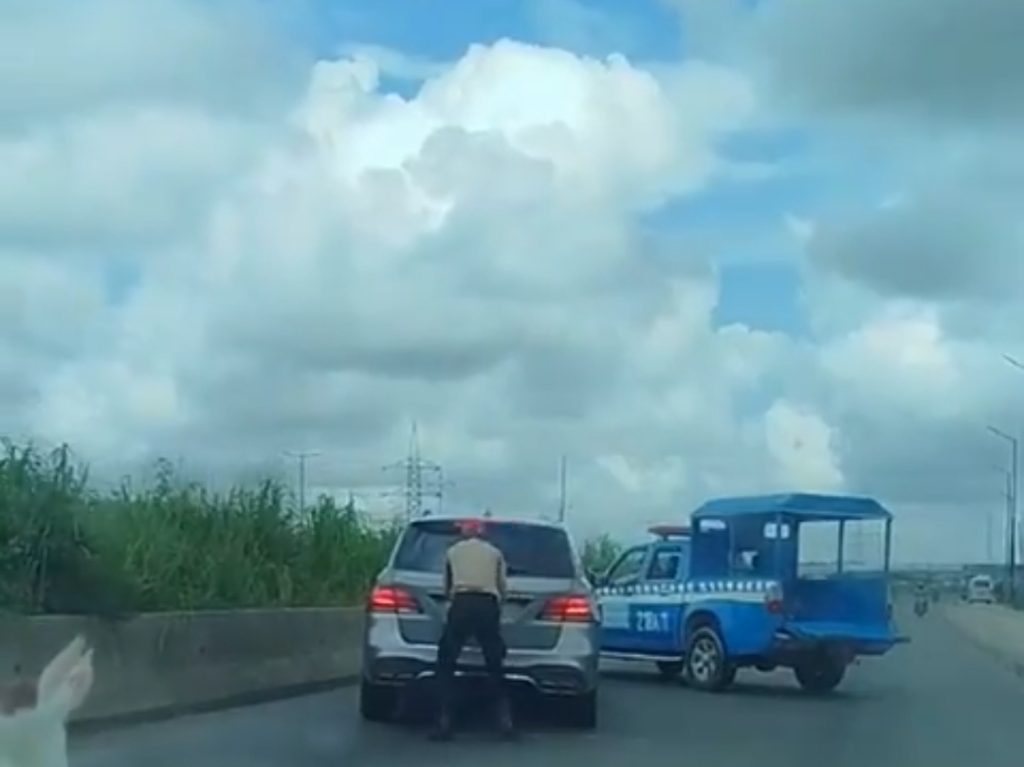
[296,41,753,211]
[819,304,965,418]
[5,20,773,541]
[747,0,1024,129]
[0,107,266,250]
[0,0,308,127]
[6,0,1022,567]
[763,400,842,491]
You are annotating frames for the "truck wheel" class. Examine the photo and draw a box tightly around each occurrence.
[656,661,684,680]
[794,656,846,694]
[685,626,734,692]
[563,689,598,729]
[359,680,397,722]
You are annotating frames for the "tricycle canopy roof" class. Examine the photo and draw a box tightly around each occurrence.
[691,493,892,522]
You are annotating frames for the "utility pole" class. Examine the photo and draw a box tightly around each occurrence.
[382,422,444,521]
[557,454,568,523]
[284,450,321,512]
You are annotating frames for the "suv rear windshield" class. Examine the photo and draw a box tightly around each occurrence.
[393,519,576,578]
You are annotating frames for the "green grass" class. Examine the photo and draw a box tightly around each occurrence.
[0,440,399,615]
[581,533,623,576]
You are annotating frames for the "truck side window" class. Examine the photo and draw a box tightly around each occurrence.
[606,546,648,586]
[646,549,681,581]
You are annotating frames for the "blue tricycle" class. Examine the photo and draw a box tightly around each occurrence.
[594,493,907,693]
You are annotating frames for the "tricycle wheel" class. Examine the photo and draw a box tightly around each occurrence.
[685,626,734,692]
[656,660,684,680]
[794,656,846,694]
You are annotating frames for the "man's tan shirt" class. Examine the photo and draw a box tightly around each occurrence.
[445,537,507,599]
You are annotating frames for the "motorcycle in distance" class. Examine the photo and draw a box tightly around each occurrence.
[913,585,929,617]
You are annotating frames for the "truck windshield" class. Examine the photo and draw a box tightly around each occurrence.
[393,519,576,578]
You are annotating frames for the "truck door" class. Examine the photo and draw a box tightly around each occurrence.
[628,543,688,654]
[597,544,650,652]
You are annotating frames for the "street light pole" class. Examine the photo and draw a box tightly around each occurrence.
[1003,353,1024,374]
[991,462,1012,566]
[1006,471,1014,568]
[1000,352,1024,598]
[1012,439,1018,601]
[988,426,1018,603]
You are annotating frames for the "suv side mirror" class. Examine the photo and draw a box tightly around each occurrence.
[586,569,604,588]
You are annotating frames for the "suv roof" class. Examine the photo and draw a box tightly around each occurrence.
[407,515,568,530]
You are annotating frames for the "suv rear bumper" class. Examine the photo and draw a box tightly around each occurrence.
[363,614,600,696]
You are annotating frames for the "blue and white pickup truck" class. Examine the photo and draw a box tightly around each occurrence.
[593,493,907,693]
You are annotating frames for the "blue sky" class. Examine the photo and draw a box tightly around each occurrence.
[295,0,684,63]
[259,0,854,336]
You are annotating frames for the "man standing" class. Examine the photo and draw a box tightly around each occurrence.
[431,519,515,741]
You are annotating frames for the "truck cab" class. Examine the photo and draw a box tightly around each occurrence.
[594,526,693,677]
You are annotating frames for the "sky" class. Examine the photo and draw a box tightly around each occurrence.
[3,0,1024,564]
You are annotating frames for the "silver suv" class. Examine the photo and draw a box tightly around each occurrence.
[359,516,600,728]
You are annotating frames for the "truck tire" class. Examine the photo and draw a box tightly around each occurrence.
[359,680,397,722]
[685,626,735,692]
[794,656,846,694]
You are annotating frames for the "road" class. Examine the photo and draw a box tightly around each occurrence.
[72,607,1023,767]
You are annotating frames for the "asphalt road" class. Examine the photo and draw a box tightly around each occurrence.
[72,606,1024,767]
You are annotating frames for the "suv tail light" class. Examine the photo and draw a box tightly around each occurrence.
[541,594,595,623]
[764,583,784,615]
[368,585,421,614]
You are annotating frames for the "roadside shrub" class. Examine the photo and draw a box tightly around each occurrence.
[581,533,623,576]
[0,441,397,615]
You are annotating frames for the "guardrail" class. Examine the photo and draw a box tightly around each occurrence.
[0,608,364,726]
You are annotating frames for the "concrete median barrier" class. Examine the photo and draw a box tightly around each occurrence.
[0,607,364,725]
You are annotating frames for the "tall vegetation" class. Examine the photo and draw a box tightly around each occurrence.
[0,441,398,615]
[581,533,623,576]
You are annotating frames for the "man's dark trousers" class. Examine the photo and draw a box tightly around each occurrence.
[434,591,508,725]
